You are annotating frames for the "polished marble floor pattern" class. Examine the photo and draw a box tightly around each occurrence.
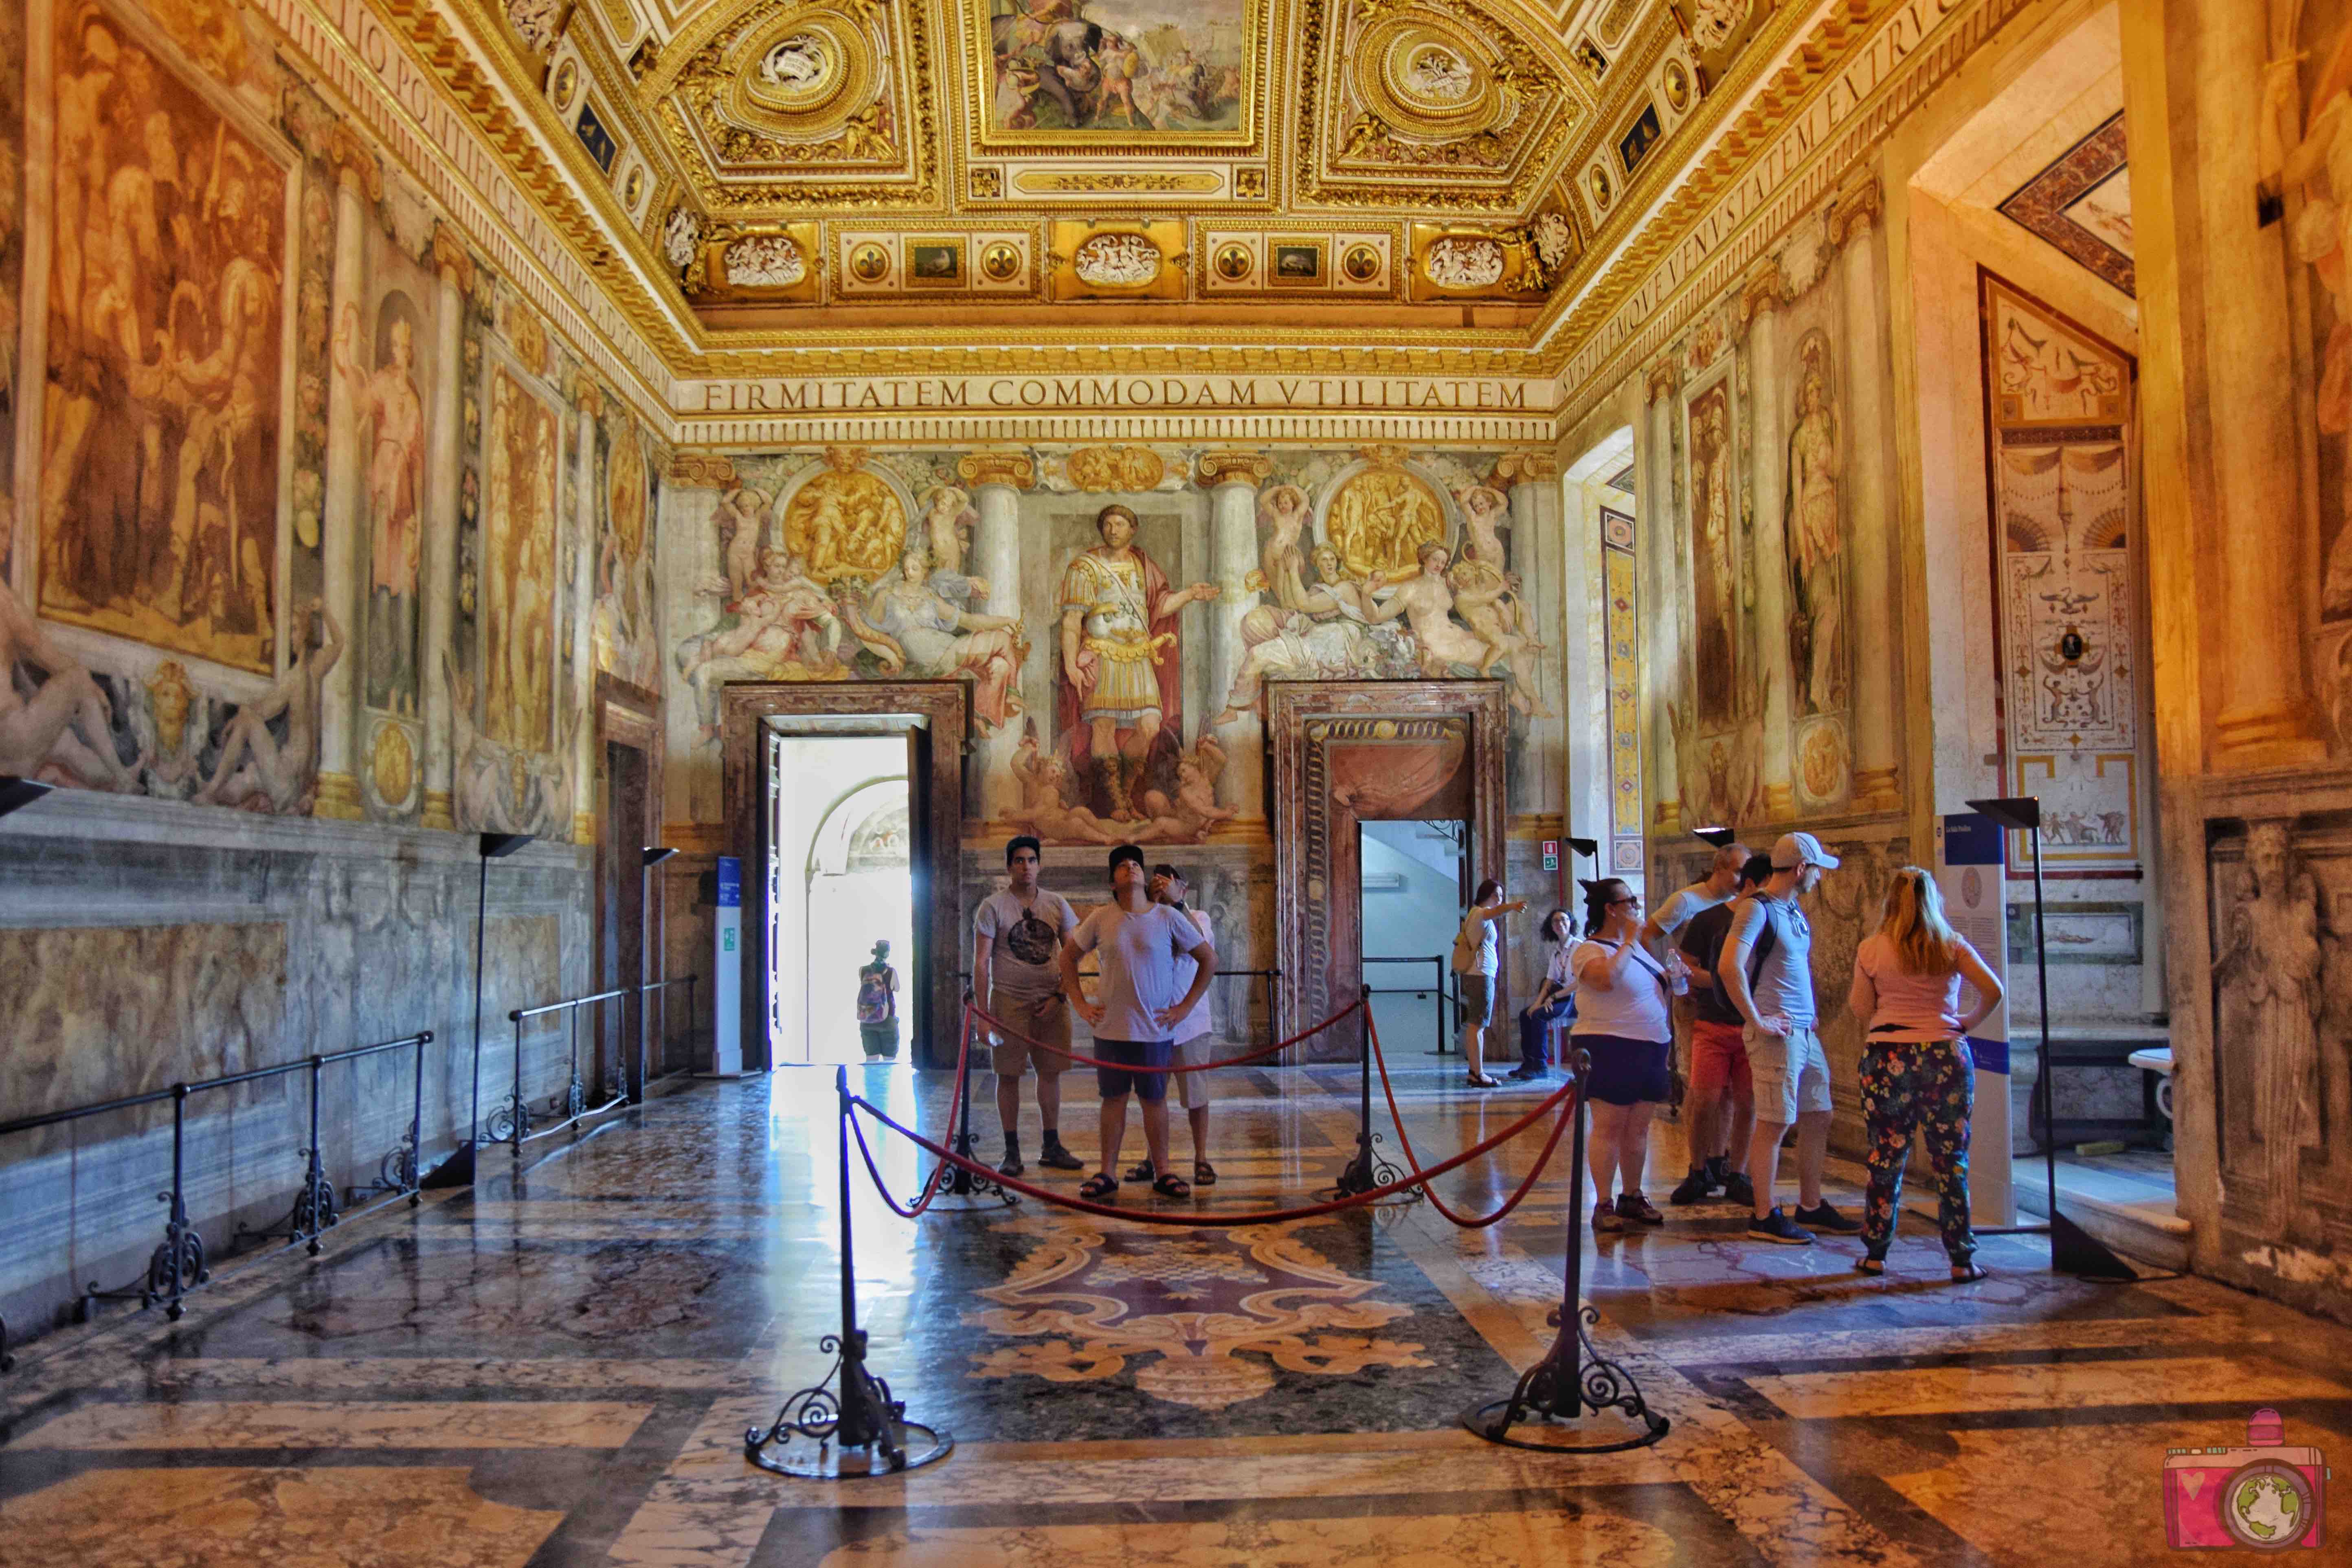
[2,1062,2347,1566]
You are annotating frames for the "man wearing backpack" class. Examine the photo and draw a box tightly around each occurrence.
[856,940,900,1061]
[1668,852,1771,1207]
[1718,834,1862,1245]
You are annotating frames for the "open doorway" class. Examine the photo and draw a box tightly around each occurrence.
[1360,819,1468,1054]
[769,736,912,1067]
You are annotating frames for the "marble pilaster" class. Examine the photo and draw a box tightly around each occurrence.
[420,229,472,832]
[572,384,603,845]
[1643,364,1683,833]
[955,450,1037,822]
[1743,268,1796,820]
[314,134,382,821]
[1196,450,1272,818]
[1834,183,1900,813]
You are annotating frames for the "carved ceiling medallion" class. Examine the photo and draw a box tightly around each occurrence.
[1355,15,1514,141]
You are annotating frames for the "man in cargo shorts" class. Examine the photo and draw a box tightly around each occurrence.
[974,835,1084,1177]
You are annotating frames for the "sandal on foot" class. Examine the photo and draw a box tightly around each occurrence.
[1856,1256,1886,1276]
[1193,1160,1217,1186]
[1151,1172,1192,1199]
[1950,1261,1989,1283]
[1078,1173,1118,1201]
[1465,1074,1503,1088]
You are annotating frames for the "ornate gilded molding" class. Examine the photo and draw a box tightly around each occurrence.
[1644,359,1678,405]
[1828,175,1884,248]
[666,452,741,488]
[576,380,606,418]
[1194,450,1274,488]
[430,225,477,292]
[1493,451,1558,485]
[1065,446,1168,491]
[1739,266,1782,326]
[326,126,385,202]
[955,450,1037,490]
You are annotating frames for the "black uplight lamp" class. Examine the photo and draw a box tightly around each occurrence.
[1690,825,1736,850]
[0,776,55,819]
[424,831,535,1189]
[1965,795,2138,1282]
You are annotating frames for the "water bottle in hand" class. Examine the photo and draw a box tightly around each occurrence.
[1666,950,1691,996]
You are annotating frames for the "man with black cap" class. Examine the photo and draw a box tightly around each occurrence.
[1061,843,1217,1202]
[973,835,1083,1176]
[1124,864,1217,1188]
[1719,832,1862,1245]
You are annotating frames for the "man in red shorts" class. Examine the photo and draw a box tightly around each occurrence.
[1668,853,1772,1206]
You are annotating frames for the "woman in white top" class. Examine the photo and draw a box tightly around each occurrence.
[1846,867,2004,1281]
[1452,878,1528,1089]
[1571,878,1687,1232]
[1511,908,1574,1082]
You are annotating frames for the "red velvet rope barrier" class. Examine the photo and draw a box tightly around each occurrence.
[967,996,1363,1074]
[848,1006,978,1219]
[1364,1008,1578,1229]
[846,1073,1579,1228]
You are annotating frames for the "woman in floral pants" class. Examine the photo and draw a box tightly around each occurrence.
[1846,869,2005,1281]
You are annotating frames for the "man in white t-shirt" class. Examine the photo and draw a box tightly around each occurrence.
[1642,841,1749,1133]
[973,835,1084,1177]
[1124,865,1219,1188]
[1061,844,1216,1203]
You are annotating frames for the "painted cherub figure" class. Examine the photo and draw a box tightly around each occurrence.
[1008,726,1122,845]
[1133,733,1236,842]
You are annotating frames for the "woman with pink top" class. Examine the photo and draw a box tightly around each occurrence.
[1847,867,2005,1280]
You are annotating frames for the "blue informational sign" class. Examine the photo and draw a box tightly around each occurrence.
[1941,811,2005,869]
[1936,811,2014,1223]
[717,856,742,909]
[710,856,744,1076]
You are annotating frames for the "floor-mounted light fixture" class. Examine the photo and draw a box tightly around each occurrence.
[0,776,56,820]
[424,832,535,1189]
[1689,825,1736,850]
[1965,795,2137,1282]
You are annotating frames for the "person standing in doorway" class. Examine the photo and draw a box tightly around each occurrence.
[856,941,900,1061]
[1719,833,1862,1244]
[1127,865,1218,1187]
[1453,878,1528,1088]
[1511,908,1575,1081]
[1570,878,1682,1232]
[1848,867,2004,1281]
[1063,844,1217,1203]
[1669,854,1771,1207]
[974,835,1085,1177]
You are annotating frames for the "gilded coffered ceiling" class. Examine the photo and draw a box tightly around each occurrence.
[457,0,1769,336]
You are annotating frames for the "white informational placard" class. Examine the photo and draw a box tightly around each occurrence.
[1936,813,2012,1225]
[708,856,744,1078]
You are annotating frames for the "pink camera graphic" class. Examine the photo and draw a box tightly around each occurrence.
[2163,1409,2328,1550]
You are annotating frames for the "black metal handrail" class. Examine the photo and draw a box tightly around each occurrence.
[494,975,700,1149]
[0,1028,434,1372]
[1362,953,1456,1056]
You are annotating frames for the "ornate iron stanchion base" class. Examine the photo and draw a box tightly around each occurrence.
[236,1164,341,1254]
[486,1093,534,1146]
[1326,1131,1417,1206]
[744,1337,953,1478]
[1460,1304,1670,1453]
[924,1133,1017,1210]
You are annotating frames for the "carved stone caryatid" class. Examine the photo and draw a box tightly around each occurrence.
[956,450,1037,821]
[2214,821,2328,1239]
[1197,452,1272,818]
[421,226,473,830]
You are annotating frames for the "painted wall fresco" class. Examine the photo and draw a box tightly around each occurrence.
[659,443,1556,834]
[983,0,1250,134]
[1649,183,1898,833]
[2277,0,2352,629]
[0,0,663,838]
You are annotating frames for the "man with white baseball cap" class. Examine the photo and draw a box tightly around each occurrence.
[1717,832,1862,1245]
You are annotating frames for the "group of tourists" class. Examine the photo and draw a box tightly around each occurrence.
[1496,832,2003,1279]
[953,827,2003,1276]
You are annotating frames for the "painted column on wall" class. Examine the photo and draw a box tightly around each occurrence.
[572,385,602,843]
[1197,450,1273,820]
[314,134,381,821]
[1835,181,1901,813]
[1644,363,1684,831]
[1743,268,1797,819]
[421,228,471,831]
[1500,451,1562,819]
[957,450,1036,822]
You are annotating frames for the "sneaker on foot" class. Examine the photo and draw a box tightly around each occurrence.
[1668,1169,1717,1206]
[1794,1200,1861,1234]
[1592,1201,1627,1235]
[1038,1142,1085,1171]
[1722,1172,1756,1209]
[1616,1191,1665,1226]
[1746,1207,1815,1245]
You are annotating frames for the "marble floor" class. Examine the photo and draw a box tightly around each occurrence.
[2,1058,2347,1566]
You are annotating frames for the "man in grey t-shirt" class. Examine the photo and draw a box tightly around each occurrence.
[1061,844,1214,1203]
[973,835,1083,1177]
[1719,832,1861,1245]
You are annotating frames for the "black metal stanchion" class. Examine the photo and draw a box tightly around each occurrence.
[747,1066,952,1478]
[1462,1049,1669,1452]
[1333,988,1409,1200]
[927,999,1014,1210]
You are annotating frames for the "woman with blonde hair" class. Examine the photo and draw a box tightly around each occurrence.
[1847,867,2005,1281]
